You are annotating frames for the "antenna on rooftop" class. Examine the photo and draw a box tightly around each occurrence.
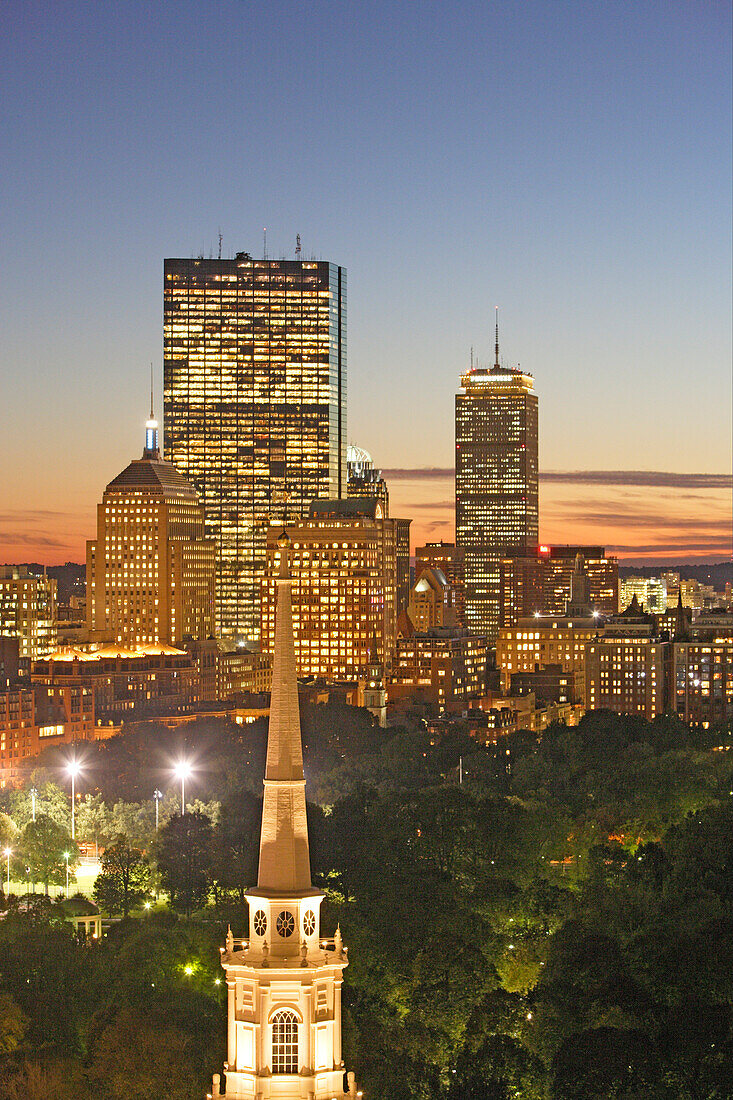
[218,230,223,260]
[149,362,154,419]
[263,227,268,260]
[494,306,500,369]
[295,233,301,259]
[470,346,474,370]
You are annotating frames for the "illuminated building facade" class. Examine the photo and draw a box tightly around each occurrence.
[213,533,357,1100]
[347,444,389,515]
[495,616,597,700]
[619,576,667,614]
[389,626,489,707]
[261,500,405,682]
[0,683,95,788]
[164,255,347,642]
[456,323,538,639]
[408,568,456,631]
[0,566,57,661]
[672,641,733,726]
[585,636,669,719]
[501,545,618,626]
[33,644,198,721]
[415,541,465,626]
[86,418,216,648]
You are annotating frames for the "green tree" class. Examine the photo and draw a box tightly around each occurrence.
[9,780,69,832]
[0,992,27,1054]
[17,815,78,894]
[75,793,113,856]
[155,812,213,915]
[93,835,150,916]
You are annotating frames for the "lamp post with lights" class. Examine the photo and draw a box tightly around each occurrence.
[153,789,163,831]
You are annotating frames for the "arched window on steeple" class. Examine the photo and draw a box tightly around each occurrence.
[272,1009,299,1074]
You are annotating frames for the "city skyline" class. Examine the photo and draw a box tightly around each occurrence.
[1,1,731,566]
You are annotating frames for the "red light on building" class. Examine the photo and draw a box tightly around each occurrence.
[539,545,550,556]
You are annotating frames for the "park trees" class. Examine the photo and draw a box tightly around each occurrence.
[93,835,150,916]
[154,812,212,916]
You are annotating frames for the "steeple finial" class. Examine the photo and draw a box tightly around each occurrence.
[150,362,154,419]
[494,306,500,369]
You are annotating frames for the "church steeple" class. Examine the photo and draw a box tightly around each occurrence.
[257,531,312,894]
[214,529,357,1098]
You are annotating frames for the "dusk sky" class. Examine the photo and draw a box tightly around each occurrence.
[1,0,730,565]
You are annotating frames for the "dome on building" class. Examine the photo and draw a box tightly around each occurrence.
[346,443,372,468]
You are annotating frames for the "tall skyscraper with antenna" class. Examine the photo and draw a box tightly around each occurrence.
[163,254,347,642]
[455,311,538,639]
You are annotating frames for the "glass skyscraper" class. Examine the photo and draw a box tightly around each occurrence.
[163,255,346,641]
[455,332,538,640]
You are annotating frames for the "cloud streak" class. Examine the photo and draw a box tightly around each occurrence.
[384,468,732,490]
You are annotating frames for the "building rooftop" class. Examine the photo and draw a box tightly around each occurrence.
[105,457,199,500]
[307,498,382,520]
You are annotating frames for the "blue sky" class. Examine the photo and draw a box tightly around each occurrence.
[0,0,730,561]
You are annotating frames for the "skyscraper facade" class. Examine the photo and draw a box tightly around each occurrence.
[164,255,347,641]
[87,418,216,647]
[455,324,538,639]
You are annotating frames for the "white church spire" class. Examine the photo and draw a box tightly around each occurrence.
[257,531,312,894]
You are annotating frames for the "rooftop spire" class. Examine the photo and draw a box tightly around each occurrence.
[143,365,160,459]
[494,306,500,369]
[257,531,312,894]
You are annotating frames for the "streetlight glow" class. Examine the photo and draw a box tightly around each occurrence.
[66,757,82,840]
[175,761,193,815]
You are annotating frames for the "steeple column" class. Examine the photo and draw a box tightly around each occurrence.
[227,978,236,1067]
[334,978,343,1066]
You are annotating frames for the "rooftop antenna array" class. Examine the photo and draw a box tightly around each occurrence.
[295,233,301,259]
[218,230,223,260]
[263,227,268,260]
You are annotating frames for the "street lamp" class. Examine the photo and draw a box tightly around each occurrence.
[66,759,81,840]
[64,851,70,898]
[174,762,191,816]
[3,847,11,895]
[153,789,163,831]
[30,786,38,823]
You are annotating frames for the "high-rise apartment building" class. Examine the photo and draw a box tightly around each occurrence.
[0,567,57,661]
[456,323,538,639]
[501,545,618,626]
[87,418,216,647]
[261,499,403,682]
[164,255,347,641]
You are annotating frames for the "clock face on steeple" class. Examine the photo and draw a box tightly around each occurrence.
[276,910,295,938]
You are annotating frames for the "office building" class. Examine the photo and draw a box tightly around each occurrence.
[389,619,489,708]
[347,444,389,515]
[261,499,405,682]
[496,614,598,701]
[501,545,618,626]
[407,568,457,631]
[672,640,733,727]
[415,541,465,625]
[619,576,667,614]
[456,319,538,639]
[164,255,347,642]
[0,566,57,661]
[86,416,216,648]
[0,683,95,788]
[33,644,198,723]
